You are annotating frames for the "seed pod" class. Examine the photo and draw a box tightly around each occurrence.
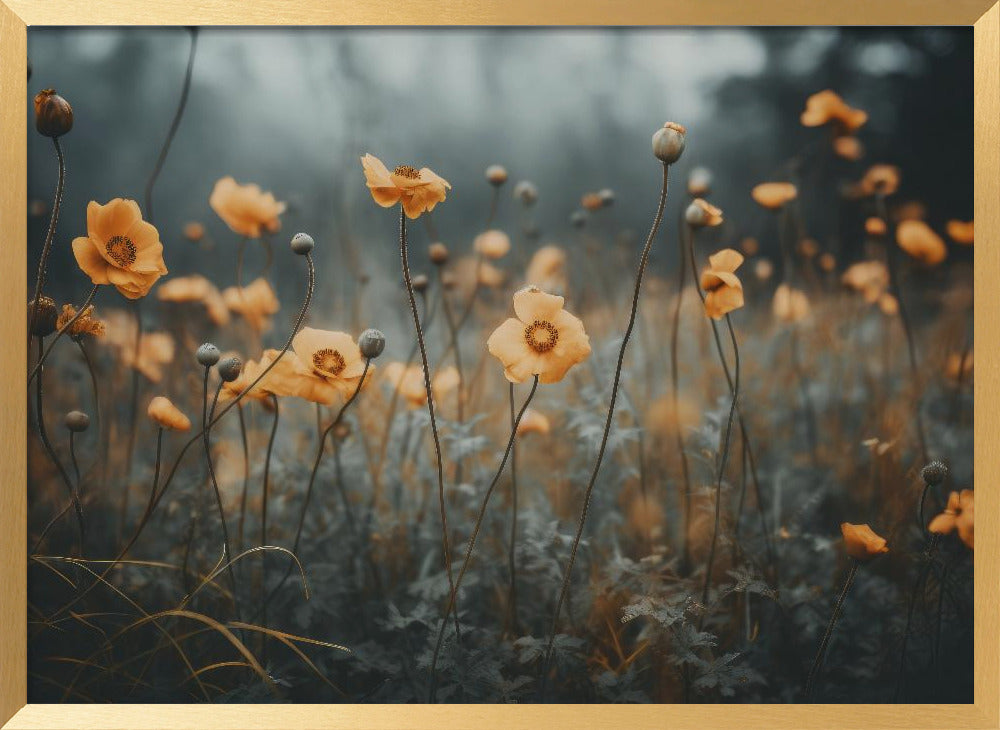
[28,295,58,337]
[217,356,243,383]
[921,461,948,486]
[290,232,314,255]
[196,342,221,367]
[34,89,73,138]
[428,242,449,265]
[651,122,686,164]
[358,328,386,359]
[64,410,90,432]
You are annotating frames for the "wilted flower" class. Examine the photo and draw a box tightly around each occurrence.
[841,523,889,561]
[700,249,745,320]
[34,89,73,138]
[772,284,810,323]
[685,198,723,228]
[897,220,947,265]
[292,327,372,399]
[929,490,974,549]
[751,182,797,210]
[383,363,459,408]
[223,277,280,333]
[473,229,511,259]
[72,198,167,299]
[209,177,286,238]
[946,220,974,246]
[147,396,191,431]
[157,275,230,326]
[56,303,105,339]
[360,153,451,219]
[842,260,889,303]
[516,408,551,437]
[486,286,591,384]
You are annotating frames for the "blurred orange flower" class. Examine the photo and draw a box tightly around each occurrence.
[864,217,887,237]
[473,229,511,259]
[223,277,280,333]
[209,177,285,238]
[855,165,900,197]
[946,220,974,246]
[700,249,745,320]
[929,490,974,550]
[486,286,591,384]
[751,182,797,210]
[944,350,973,382]
[292,327,372,399]
[516,408,551,437]
[222,349,338,405]
[72,198,167,299]
[157,274,230,326]
[383,363,459,408]
[841,522,889,561]
[897,220,947,265]
[842,260,889,303]
[772,283,810,323]
[832,136,864,161]
[800,90,868,134]
[121,332,175,383]
[147,396,191,431]
[525,245,568,293]
[361,153,451,219]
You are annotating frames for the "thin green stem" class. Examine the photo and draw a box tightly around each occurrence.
[28,136,65,346]
[805,558,860,701]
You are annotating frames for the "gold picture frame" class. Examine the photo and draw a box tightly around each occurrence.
[2,2,997,727]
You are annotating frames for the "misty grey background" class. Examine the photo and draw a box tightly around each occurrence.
[27,27,973,335]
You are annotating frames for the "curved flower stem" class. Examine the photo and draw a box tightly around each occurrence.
[28,284,99,386]
[505,382,520,636]
[76,338,106,485]
[894,534,940,701]
[670,211,694,574]
[236,403,250,550]
[436,267,466,481]
[428,375,539,701]
[46,252,315,622]
[28,136,66,346]
[486,186,500,227]
[202,368,240,619]
[805,558,860,701]
[684,223,776,574]
[33,336,85,549]
[260,361,371,612]
[539,162,670,697]
[121,299,143,539]
[259,392,280,654]
[399,207,461,639]
[144,27,197,224]
[68,431,82,488]
[698,313,740,619]
[876,192,929,464]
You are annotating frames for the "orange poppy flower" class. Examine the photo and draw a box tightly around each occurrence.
[473,229,511,259]
[157,274,230,326]
[865,217,887,237]
[946,220,974,246]
[223,277,280,333]
[121,332,175,384]
[800,90,868,134]
[222,349,338,405]
[772,284,810,323]
[855,165,900,197]
[209,177,286,238]
[516,408,551,437]
[72,198,168,299]
[842,260,889,303]
[292,327,372,399]
[832,136,864,161]
[929,490,974,550]
[841,522,889,561]
[360,153,451,219]
[525,245,568,294]
[699,249,745,320]
[147,396,191,432]
[383,362,459,408]
[685,198,723,228]
[486,286,591,384]
[896,220,947,266]
[56,303,105,339]
[751,182,798,210]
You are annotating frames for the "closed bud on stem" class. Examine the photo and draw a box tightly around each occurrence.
[921,461,948,487]
[652,121,686,164]
[428,242,449,265]
[290,232,314,255]
[64,410,90,433]
[217,356,243,382]
[28,295,58,337]
[34,89,73,138]
[196,342,221,367]
[358,328,386,359]
[486,165,508,186]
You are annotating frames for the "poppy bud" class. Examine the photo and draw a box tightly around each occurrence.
[290,232,314,255]
[688,166,712,197]
[28,295,58,337]
[411,274,429,293]
[651,122,686,164]
[485,164,508,186]
[196,342,221,367]
[358,328,386,359]
[921,461,948,487]
[64,410,90,433]
[34,89,73,138]
[428,242,449,265]
[217,356,243,383]
[513,181,538,207]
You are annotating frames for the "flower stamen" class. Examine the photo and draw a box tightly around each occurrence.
[312,348,346,376]
[106,235,137,268]
[393,165,421,180]
[524,320,559,353]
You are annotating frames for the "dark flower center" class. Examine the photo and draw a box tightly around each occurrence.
[524,320,559,353]
[313,348,346,376]
[105,235,137,268]
[393,165,421,180]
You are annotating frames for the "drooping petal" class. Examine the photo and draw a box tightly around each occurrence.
[72,237,111,285]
